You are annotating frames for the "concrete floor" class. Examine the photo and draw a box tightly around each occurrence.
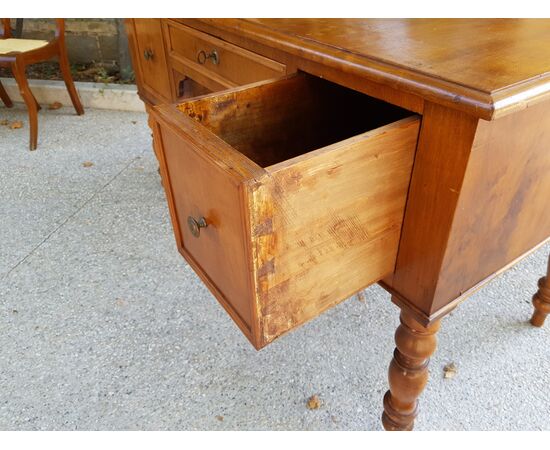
[1,105,549,431]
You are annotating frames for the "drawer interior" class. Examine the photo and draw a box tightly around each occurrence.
[176,73,412,168]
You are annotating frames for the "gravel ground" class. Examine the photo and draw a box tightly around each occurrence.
[1,104,549,430]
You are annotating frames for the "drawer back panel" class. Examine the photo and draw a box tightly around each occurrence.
[178,74,411,168]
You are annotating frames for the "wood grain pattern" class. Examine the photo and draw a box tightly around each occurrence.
[383,102,479,319]
[382,309,441,431]
[175,18,426,115]
[384,98,550,323]
[165,20,286,93]
[129,18,550,118]
[151,100,264,342]
[151,73,419,348]
[130,19,550,430]
[429,100,550,314]
[245,19,550,94]
[177,74,412,168]
[126,19,172,104]
[187,18,550,119]
[161,124,255,328]
[250,116,419,346]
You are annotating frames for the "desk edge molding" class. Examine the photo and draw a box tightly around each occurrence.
[183,18,550,121]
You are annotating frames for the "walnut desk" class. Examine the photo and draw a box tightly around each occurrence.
[126,19,550,430]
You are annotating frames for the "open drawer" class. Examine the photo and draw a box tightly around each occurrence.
[150,73,420,349]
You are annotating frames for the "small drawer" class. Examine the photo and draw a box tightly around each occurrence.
[165,21,286,91]
[131,19,173,103]
[150,73,420,349]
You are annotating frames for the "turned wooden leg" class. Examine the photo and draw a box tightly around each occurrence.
[58,45,84,116]
[382,307,441,431]
[0,80,13,108]
[530,254,550,327]
[11,60,38,150]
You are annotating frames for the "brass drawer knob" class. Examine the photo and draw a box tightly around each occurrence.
[187,216,208,237]
[143,49,154,60]
[197,49,219,65]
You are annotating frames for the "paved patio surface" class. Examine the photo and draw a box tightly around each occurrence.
[1,105,549,430]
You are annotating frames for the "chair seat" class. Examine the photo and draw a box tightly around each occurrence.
[0,38,49,55]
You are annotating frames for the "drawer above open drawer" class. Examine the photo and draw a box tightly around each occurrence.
[149,73,421,349]
[165,21,287,91]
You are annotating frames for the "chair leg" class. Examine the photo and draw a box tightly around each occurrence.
[32,92,42,111]
[0,80,13,108]
[11,61,38,150]
[58,44,84,115]
[0,74,38,110]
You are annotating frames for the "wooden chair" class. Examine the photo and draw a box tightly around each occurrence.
[0,18,84,150]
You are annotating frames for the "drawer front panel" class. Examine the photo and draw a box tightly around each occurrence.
[132,19,172,102]
[166,22,286,90]
[157,123,254,332]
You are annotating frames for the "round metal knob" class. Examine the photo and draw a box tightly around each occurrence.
[187,216,207,238]
[143,49,154,60]
[197,49,219,65]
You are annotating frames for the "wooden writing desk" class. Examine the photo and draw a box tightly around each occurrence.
[126,19,550,430]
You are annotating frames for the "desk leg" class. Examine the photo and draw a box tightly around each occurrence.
[530,254,550,327]
[382,306,441,431]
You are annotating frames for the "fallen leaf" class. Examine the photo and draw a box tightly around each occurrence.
[216,415,224,422]
[131,120,137,125]
[306,394,321,410]
[82,161,94,168]
[0,119,8,126]
[356,291,367,303]
[48,101,63,110]
[443,362,457,379]
[9,120,23,129]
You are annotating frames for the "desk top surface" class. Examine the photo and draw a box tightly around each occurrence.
[195,19,550,119]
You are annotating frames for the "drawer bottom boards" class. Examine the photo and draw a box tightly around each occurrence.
[151,73,420,349]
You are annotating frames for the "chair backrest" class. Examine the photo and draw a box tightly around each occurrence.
[1,18,12,38]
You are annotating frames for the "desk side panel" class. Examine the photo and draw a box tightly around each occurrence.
[431,100,550,313]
